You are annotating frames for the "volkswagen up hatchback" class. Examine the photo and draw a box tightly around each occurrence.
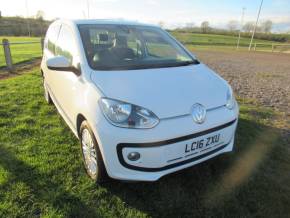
[41,19,239,182]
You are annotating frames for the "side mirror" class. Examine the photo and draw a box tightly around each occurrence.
[46,56,81,75]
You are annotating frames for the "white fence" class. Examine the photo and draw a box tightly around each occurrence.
[250,43,290,52]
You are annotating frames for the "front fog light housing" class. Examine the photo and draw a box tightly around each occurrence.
[127,152,141,161]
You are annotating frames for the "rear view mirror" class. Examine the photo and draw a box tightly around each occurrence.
[46,56,81,75]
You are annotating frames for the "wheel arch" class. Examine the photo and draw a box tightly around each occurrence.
[76,113,87,137]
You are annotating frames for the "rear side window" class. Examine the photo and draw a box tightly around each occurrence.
[45,24,60,55]
[55,25,77,64]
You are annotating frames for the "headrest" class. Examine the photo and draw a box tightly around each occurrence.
[115,35,127,47]
[99,33,109,41]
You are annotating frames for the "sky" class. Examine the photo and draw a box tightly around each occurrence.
[1,0,290,32]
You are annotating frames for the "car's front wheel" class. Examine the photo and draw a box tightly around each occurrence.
[80,120,107,182]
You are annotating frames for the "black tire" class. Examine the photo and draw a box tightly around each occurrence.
[79,120,108,183]
[43,78,52,104]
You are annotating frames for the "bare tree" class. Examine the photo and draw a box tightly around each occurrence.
[243,21,255,33]
[201,21,210,33]
[260,20,273,33]
[158,21,165,28]
[35,10,45,20]
[35,10,45,35]
[227,20,238,32]
[185,22,195,29]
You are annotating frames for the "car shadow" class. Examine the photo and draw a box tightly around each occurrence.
[101,117,289,217]
[0,146,101,217]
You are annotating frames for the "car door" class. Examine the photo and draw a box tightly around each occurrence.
[43,24,61,92]
[52,24,82,126]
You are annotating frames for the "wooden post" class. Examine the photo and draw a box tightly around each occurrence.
[41,38,44,55]
[2,39,14,72]
[272,44,274,52]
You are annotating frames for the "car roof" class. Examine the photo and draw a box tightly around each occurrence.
[52,19,158,28]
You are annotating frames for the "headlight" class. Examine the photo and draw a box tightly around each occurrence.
[226,87,236,110]
[99,98,159,128]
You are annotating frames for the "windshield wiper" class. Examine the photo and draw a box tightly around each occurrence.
[177,60,200,66]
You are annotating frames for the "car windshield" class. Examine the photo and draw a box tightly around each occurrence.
[78,24,198,70]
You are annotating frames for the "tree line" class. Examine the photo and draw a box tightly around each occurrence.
[1,16,289,43]
[174,20,290,43]
[0,15,51,37]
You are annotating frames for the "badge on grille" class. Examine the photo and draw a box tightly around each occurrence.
[191,103,206,124]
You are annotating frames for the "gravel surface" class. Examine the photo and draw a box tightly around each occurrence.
[195,50,290,114]
[194,50,290,141]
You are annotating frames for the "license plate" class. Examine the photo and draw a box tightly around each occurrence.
[185,134,221,155]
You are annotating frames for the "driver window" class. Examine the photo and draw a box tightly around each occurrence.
[55,25,77,65]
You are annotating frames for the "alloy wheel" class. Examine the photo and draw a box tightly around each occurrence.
[81,128,98,176]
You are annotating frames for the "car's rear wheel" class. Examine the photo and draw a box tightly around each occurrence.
[80,120,107,182]
[43,78,52,104]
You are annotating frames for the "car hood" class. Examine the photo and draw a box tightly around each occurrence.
[90,64,228,119]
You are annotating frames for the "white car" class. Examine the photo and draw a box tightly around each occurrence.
[41,19,239,182]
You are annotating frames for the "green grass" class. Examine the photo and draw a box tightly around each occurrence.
[0,69,290,217]
[171,32,282,51]
[0,37,41,67]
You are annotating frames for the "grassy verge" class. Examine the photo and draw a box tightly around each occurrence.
[0,37,41,68]
[0,69,289,217]
[171,32,290,52]
[171,32,277,47]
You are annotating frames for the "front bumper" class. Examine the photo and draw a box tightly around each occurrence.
[93,105,239,181]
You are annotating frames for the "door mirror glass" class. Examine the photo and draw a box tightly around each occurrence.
[46,56,71,69]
